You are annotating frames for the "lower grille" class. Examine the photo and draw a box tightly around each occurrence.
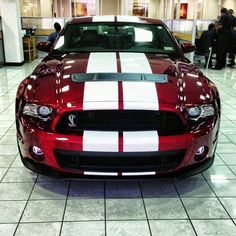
[56,110,186,135]
[54,149,186,172]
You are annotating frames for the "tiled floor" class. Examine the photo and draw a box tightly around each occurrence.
[0,60,236,236]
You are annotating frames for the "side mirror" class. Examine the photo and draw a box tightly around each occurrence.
[181,42,195,54]
[36,41,50,52]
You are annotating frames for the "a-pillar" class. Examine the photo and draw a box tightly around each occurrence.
[0,0,24,65]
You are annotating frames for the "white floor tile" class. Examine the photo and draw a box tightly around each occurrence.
[0,54,236,235]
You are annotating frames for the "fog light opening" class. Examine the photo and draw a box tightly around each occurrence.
[29,146,44,161]
[194,146,208,161]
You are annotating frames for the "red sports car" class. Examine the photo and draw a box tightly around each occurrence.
[16,16,220,178]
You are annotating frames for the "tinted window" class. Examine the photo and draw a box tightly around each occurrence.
[53,23,177,56]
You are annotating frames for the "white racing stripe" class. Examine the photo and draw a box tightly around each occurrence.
[123,101,158,110]
[119,52,152,73]
[87,52,117,73]
[123,131,159,152]
[122,81,159,110]
[92,15,115,22]
[84,53,118,110]
[83,81,118,110]
[83,131,119,152]
[122,172,156,176]
[117,16,140,22]
[120,53,159,110]
[119,52,158,110]
[82,53,160,154]
[84,171,118,176]
[83,171,156,176]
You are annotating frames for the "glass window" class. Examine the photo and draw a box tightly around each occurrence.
[53,22,178,57]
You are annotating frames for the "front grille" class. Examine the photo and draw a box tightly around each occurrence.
[54,149,186,172]
[56,110,186,135]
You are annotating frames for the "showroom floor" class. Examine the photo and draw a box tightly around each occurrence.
[0,59,236,236]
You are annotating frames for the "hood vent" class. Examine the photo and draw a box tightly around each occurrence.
[72,73,168,83]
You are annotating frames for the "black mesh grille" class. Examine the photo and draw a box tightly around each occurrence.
[55,110,185,135]
[54,149,186,172]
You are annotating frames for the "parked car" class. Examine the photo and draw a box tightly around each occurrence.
[16,16,220,178]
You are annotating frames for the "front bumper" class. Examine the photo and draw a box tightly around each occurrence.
[17,116,219,178]
[19,150,215,179]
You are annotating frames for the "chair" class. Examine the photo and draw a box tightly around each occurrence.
[194,31,216,69]
[105,28,130,49]
[23,36,36,62]
[194,47,212,69]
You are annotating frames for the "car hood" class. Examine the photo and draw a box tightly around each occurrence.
[25,52,213,108]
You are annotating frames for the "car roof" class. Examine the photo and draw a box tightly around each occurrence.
[69,15,164,25]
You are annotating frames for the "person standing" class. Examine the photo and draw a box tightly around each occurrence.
[212,8,233,70]
[227,9,236,67]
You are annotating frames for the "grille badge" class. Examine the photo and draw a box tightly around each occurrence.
[68,114,77,127]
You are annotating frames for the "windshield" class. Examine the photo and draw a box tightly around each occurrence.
[53,22,178,57]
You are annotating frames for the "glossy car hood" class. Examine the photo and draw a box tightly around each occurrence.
[26,53,213,107]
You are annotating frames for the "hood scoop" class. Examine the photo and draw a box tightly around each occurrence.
[71,73,168,83]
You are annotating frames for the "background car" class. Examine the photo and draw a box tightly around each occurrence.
[15,15,220,178]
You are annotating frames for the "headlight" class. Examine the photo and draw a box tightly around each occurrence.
[187,104,215,120]
[201,104,215,118]
[38,106,52,117]
[187,107,201,119]
[23,104,52,120]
